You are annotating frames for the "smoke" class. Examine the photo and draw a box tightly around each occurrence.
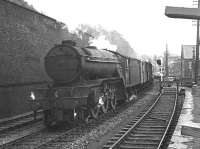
[90,35,117,51]
[62,24,130,54]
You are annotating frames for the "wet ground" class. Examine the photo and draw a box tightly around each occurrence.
[168,86,200,149]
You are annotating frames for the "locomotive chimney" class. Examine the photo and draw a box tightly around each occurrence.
[86,46,97,49]
[62,40,76,46]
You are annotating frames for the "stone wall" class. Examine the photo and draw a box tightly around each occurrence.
[0,0,67,118]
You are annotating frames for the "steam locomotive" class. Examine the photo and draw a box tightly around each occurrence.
[30,40,153,126]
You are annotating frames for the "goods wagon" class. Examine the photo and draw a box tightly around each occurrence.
[128,58,141,86]
[140,61,147,84]
[146,62,152,81]
[29,40,153,126]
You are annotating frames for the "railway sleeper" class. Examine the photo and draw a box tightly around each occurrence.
[126,137,161,142]
[121,127,130,131]
[136,127,165,131]
[114,133,124,137]
[132,130,164,134]
[149,113,171,117]
[141,121,166,125]
[119,144,156,149]
[127,120,138,125]
[138,126,166,129]
[125,123,136,127]
[146,117,168,122]
[124,140,159,145]
[129,133,162,138]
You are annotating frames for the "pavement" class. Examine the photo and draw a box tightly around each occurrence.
[168,86,200,149]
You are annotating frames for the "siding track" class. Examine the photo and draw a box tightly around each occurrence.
[0,111,44,148]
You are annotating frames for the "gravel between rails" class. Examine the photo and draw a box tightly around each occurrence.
[38,83,159,149]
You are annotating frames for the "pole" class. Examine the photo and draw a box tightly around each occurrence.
[160,65,163,93]
[195,0,200,84]
[165,44,169,77]
[193,47,196,81]
[181,45,183,85]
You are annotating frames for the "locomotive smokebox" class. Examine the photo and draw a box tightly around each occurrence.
[45,40,120,84]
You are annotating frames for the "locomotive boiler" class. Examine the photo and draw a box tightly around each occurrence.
[30,40,153,126]
[45,40,120,84]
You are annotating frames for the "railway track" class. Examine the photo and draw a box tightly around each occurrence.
[0,110,44,148]
[0,110,43,134]
[103,87,178,149]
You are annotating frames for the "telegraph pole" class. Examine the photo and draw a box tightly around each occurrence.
[181,45,183,85]
[165,44,169,77]
[192,47,196,82]
[195,0,200,84]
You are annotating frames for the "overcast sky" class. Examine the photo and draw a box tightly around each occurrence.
[26,0,197,57]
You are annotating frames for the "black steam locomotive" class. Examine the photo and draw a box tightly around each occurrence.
[30,40,153,126]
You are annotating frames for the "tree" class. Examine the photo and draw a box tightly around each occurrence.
[8,0,36,11]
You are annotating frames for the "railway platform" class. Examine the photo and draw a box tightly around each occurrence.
[168,86,200,149]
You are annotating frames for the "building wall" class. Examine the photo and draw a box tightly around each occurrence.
[0,0,67,118]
